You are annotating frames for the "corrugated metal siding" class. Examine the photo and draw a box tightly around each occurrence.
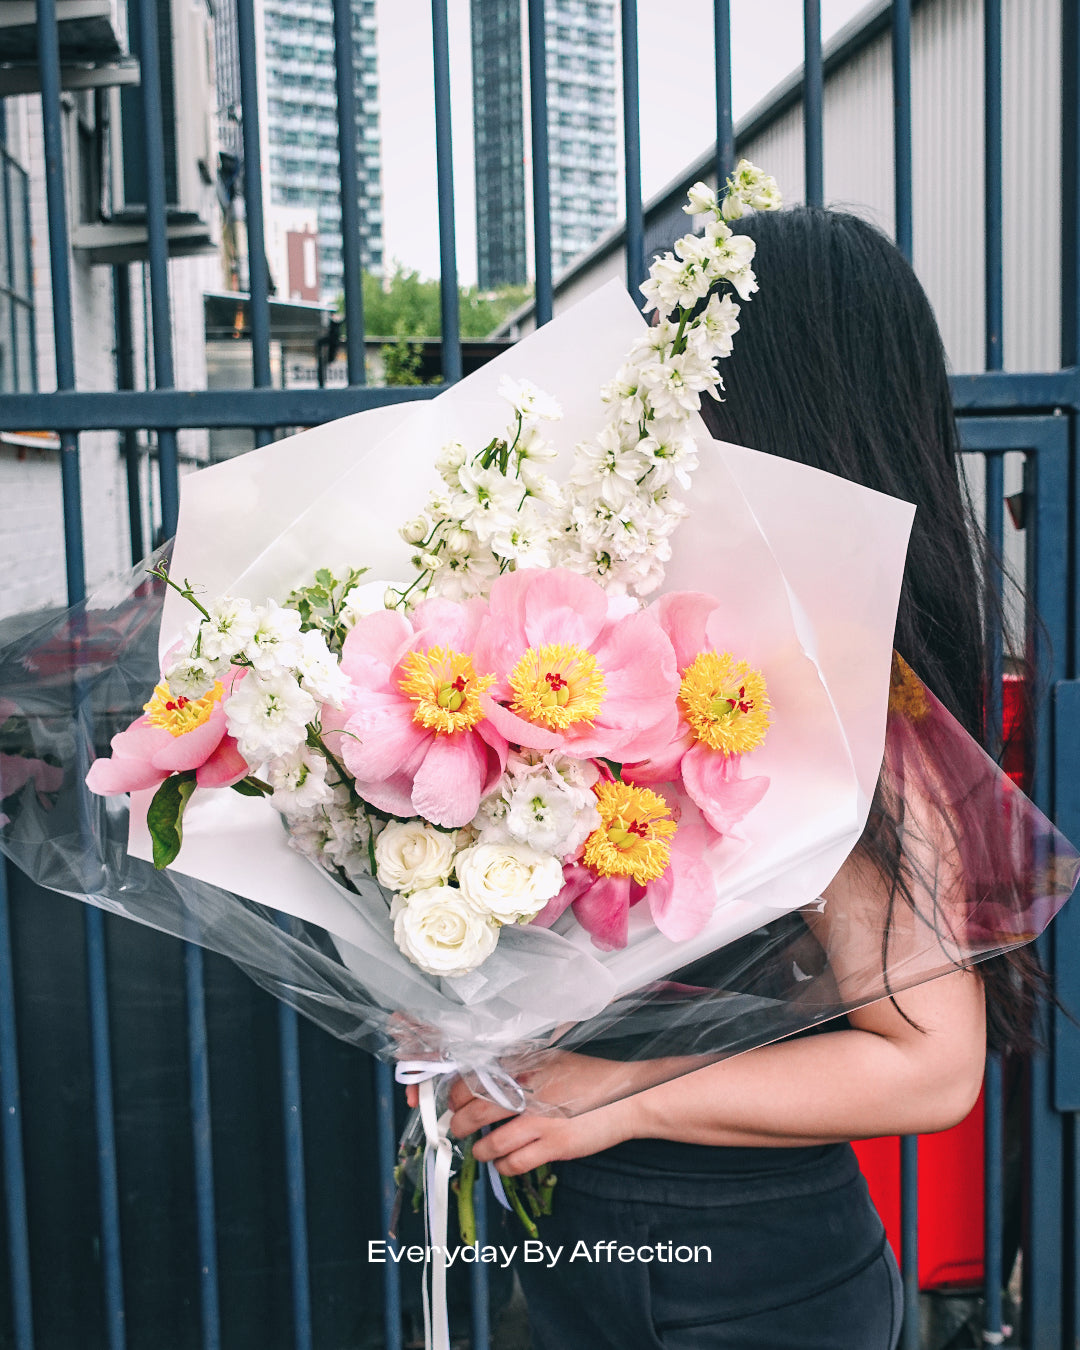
[736,0,1062,375]
[536,0,1064,376]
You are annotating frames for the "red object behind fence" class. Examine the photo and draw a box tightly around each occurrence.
[853,1089,986,1289]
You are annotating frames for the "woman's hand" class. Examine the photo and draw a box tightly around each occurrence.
[404,1051,648,1175]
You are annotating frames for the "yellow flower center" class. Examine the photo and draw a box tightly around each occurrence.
[678,651,771,755]
[398,647,494,734]
[582,780,676,885]
[508,643,606,730]
[143,680,224,737]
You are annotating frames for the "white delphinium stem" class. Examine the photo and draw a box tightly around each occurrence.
[549,161,781,596]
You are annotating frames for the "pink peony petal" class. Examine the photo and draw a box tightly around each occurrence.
[411,731,486,828]
[150,703,229,773]
[342,700,430,783]
[572,873,632,951]
[651,591,717,672]
[681,742,770,835]
[623,730,693,786]
[409,596,487,655]
[519,568,608,650]
[354,772,420,818]
[530,863,591,928]
[196,735,250,788]
[647,823,715,941]
[474,718,509,796]
[340,609,414,680]
[478,693,563,752]
[85,752,166,795]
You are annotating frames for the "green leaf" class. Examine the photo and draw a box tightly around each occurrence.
[146,771,198,869]
[314,568,334,589]
[231,776,271,797]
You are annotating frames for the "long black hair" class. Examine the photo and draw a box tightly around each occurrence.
[696,205,1043,1053]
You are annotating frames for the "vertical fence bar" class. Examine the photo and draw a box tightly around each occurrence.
[891,0,913,261]
[984,0,1003,373]
[621,0,644,296]
[713,0,733,188]
[802,0,824,207]
[899,1135,919,1350]
[527,0,553,326]
[469,1172,490,1350]
[431,0,461,385]
[1062,0,1080,368]
[277,1002,313,1350]
[0,859,33,1350]
[112,267,145,566]
[1023,429,1071,1348]
[983,1054,1005,1342]
[38,8,127,1350]
[982,453,1006,1344]
[332,0,366,385]
[236,0,274,447]
[133,0,180,535]
[184,944,221,1350]
[36,0,84,604]
[374,1060,403,1350]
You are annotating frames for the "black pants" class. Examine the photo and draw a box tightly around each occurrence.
[514,1143,903,1350]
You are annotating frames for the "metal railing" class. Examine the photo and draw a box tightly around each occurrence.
[0,1,1078,1347]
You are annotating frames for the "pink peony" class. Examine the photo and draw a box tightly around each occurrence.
[85,675,249,795]
[624,590,771,835]
[335,597,508,829]
[474,568,680,764]
[531,776,715,949]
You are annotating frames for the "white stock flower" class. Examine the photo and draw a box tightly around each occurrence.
[519,462,564,508]
[499,375,562,424]
[686,292,740,360]
[722,160,782,219]
[503,774,600,858]
[639,253,711,317]
[435,440,468,483]
[514,424,558,464]
[244,602,305,676]
[295,629,350,706]
[224,672,316,762]
[162,651,221,699]
[488,501,556,569]
[683,180,718,216]
[393,885,500,977]
[571,424,647,505]
[707,232,758,300]
[374,820,457,893]
[637,425,700,489]
[198,596,259,663]
[637,354,709,420]
[267,746,333,813]
[454,841,565,923]
[455,462,521,541]
[399,516,430,545]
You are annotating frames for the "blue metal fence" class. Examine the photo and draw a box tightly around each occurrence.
[0,0,1077,1346]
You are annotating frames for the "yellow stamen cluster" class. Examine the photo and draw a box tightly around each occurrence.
[583,780,676,885]
[143,680,224,737]
[398,646,494,734]
[678,651,771,756]
[509,642,606,730]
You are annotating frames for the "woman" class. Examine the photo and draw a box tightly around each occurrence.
[411,207,1041,1349]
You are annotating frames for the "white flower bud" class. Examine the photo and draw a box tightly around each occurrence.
[399,516,429,545]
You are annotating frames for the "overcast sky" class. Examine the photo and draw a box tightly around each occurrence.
[374,0,873,285]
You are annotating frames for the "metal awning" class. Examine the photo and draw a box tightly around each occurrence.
[204,292,335,344]
[0,0,137,94]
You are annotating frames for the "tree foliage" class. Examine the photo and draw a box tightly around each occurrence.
[355,265,532,341]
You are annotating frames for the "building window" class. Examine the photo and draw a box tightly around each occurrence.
[0,131,35,394]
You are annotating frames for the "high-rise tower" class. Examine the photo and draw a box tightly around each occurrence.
[471,0,618,288]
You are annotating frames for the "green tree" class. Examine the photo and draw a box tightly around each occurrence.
[353,265,532,340]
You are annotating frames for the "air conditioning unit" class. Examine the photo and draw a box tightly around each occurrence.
[71,0,219,263]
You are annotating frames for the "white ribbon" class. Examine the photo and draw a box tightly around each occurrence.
[393,1060,525,1350]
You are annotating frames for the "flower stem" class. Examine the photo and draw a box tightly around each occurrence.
[148,562,213,621]
[501,1175,539,1239]
[456,1139,478,1246]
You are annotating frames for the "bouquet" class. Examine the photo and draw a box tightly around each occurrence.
[1,162,1075,1350]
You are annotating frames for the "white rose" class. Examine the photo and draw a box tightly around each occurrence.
[393,885,499,977]
[454,842,565,923]
[375,820,457,893]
